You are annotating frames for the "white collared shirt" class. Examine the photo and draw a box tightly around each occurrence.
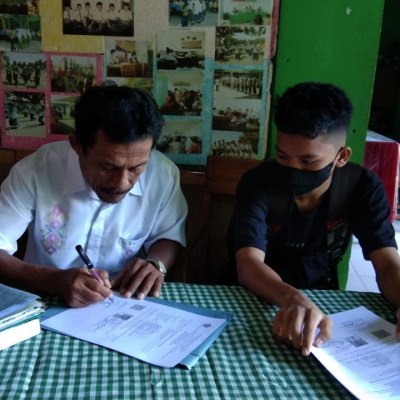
[0,141,187,276]
[118,8,132,22]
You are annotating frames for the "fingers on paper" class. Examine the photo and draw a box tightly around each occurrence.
[273,306,332,356]
[313,316,333,348]
[111,259,164,300]
[304,313,332,356]
[273,306,301,347]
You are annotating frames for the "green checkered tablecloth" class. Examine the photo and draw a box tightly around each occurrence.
[0,283,396,399]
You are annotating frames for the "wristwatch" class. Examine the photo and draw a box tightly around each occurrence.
[146,259,167,277]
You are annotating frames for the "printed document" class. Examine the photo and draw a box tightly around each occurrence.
[42,295,230,368]
[311,306,400,400]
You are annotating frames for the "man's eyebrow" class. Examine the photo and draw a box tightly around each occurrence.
[129,161,148,169]
[101,160,149,169]
[275,145,316,159]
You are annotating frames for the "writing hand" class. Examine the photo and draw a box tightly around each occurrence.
[111,258,164,300]
[272,296,333,356]
[58,267,112,308]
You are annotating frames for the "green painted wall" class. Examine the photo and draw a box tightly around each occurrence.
[269,0,385,164]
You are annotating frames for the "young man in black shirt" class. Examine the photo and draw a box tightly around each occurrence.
[230,82,400,355]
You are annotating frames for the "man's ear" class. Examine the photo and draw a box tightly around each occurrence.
[336,146,352,167]
[68,133,84,157]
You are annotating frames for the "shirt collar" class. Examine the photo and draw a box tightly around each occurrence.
[63,147,143,197]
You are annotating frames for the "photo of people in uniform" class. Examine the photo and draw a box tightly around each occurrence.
[2,51,46,89]
[215,25,266,66]
[0,13,41,52]
[50,54,97,93]
[62,0,133,36]
[4,91,45,136]
[211,129,258,159]
[169,0,218,27]
[214,69,263,100]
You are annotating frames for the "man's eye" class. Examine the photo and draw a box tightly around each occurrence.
[129,166,144,174]
[301,159,317,165]
[101,164,115,170]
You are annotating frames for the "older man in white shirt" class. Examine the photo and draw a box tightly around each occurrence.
[0,86,187,308]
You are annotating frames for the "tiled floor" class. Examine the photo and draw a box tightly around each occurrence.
[346,218,400,292]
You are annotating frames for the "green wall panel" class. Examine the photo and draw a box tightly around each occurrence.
[269,0,385,164]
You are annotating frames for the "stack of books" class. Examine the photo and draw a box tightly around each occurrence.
[0,284,45,350]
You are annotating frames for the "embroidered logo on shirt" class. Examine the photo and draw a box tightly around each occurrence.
[119,249,135,267]
[40,204,66,255]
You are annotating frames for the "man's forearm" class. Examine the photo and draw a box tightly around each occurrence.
[145,239,183,272]
[378,272,400,309]
[371,247,400,309]
[236,248,308,307]
[0,249,61,296]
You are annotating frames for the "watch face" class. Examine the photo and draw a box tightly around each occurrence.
[147,259,167,275]
[157,260,167,274]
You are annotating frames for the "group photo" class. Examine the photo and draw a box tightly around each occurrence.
[62,0,134,36]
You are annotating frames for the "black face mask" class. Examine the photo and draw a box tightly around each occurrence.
[286,161,334,197]
[280,149,342,197]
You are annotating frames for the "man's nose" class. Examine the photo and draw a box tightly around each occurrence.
[110,169,131,190]
[284,158,302,170]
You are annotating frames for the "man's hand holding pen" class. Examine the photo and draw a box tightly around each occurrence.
[57,266,113,308]
[68,244,166,307]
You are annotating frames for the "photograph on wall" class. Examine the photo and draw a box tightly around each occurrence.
[212,97,260,132]
[156,118,202,155]
[0,1,40,15]
[50,94,78,135]
[0,14,41,52]
[157,30,205,70]
[105,38,152,78]
[3,90,45,136]
[214,69,262,99]
[215,25,266,66]
[62,0,133,36]
[50,54,97,93]
[2,51,46,89]
[169,0,218,28]
[155,70,203,116]
[102,77,153,94]
[210,129,258,158]
[219,0,273,26]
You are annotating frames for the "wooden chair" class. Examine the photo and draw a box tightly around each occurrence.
[179,156,261,284]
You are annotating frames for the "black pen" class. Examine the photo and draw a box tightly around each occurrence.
[75,245,114,303]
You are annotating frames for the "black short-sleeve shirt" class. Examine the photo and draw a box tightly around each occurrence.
[230,160,397,289]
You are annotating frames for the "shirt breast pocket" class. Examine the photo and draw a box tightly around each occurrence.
[118,236,146,267]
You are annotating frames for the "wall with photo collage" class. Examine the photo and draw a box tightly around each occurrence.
[0,0,279,165]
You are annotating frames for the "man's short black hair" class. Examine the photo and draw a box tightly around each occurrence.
[274,82,353,139]
[74,86,164,152]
